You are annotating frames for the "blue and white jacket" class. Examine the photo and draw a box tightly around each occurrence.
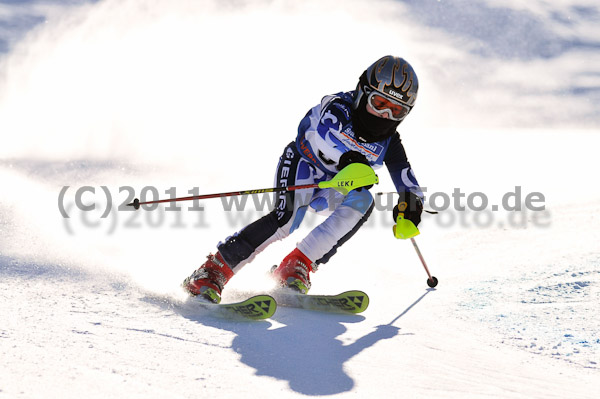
[295,91,423,199]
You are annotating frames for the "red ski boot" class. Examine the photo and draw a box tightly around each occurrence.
[272,248,315,294]
[182,252,234,303]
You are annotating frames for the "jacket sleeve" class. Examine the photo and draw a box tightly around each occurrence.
[383,133,424,200]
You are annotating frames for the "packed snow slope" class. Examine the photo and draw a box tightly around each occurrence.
[1,0,599,398]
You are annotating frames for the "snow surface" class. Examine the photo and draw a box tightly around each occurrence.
[1,0,600,398]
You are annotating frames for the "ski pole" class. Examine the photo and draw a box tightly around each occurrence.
[127,182,320,210]
[410,237,438,288]
[127,163,378,210]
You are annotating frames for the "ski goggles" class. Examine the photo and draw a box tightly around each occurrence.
[365,87,411,121]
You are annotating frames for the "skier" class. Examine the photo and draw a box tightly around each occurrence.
[183,55,424,303]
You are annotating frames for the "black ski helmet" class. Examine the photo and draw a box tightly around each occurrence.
[351,55,419,143]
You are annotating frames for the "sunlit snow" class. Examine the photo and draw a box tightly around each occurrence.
[1,0,599,398]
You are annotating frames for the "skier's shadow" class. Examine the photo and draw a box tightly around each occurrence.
[143,288,435,396]
[178,304,400,395]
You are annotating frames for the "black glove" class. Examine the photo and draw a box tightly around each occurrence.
[337,150,369,170]
[337,151,373,190]
[392,191,423,227]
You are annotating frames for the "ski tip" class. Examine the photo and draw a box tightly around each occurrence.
[189,294,277,321]
[274,290,369,314]
[221,294,277,320]
[341,291,369,313]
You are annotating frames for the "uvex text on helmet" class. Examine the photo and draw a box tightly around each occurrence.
[365,56,418,107]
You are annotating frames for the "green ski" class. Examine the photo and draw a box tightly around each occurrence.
[272,290,369,314]
[190,294,277,321]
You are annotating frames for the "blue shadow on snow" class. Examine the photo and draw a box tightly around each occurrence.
[142,288,437,396]
[179,307,399,396]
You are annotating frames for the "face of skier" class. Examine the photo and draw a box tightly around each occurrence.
[364,89,411,121]
[366,103,390,118]
[352,79,411,143]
